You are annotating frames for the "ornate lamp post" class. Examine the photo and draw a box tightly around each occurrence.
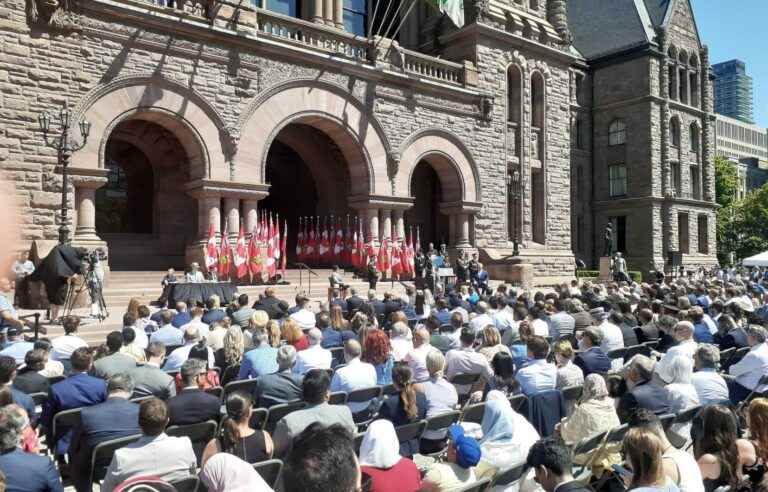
[507,167,521,257]
[38,106,91,245]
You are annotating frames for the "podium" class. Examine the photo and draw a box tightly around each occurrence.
[599,257,612,282]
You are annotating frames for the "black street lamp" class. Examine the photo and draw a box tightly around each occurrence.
[508,167,521,257]
[38,106,91,245]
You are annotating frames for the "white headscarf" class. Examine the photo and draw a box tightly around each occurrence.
[200,454,273,492]
[358,419,402,469]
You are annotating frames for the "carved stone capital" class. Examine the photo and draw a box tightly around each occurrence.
[26,0,77,29]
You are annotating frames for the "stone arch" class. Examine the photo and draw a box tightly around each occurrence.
[667,45,678,58]
[689,54,699,68]
[71,73,229,180]
[237,80,391,194]
[396,128,480,203]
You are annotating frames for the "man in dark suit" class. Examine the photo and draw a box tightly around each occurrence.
[69,373,141,492]
[526,437,590,492]
[329,289,348,313]
[42,347,108,457]
[0,355,36,427]
[171,301,192,328]
[90,331,137,380]
[166,358,220,425]
[318,313,343,349]
[201,295,226,325]
[0,406,64,492]
[345,287,365,316]
[252,287,289,319]
[382,292,403,320]
[573,327,611,376]
[13,349,50,395]
[254,345,304,408]
[368,290,386,319]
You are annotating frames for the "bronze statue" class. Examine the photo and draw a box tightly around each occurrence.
[603,223,614,257]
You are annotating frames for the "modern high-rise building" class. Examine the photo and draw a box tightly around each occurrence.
[713,59,755,123]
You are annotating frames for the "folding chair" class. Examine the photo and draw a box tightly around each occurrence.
[659,413,675,431]
[666,405,702,449]
[329,391,349,405]
[89,434,143,485]
[249,407,269,431]
[723,347,750,372]
[450,373,481,405]
[330,347,345,367]
[205,386,224,400]
[222,378,259,402]
[607,348,627,361]
[266,401,307,433]
[455,477,492,492]
[129,395,154,404]
[253,459,284,489]
[381,384,398,397]
[167,420,218,466]
[170,476,199,492]
[571,430,609,475]
[421,410,462,458]
[490,463,527,488]
[561,385,583,417]
[395,420,427,444]
[348,386,384,426]
[51,407,82,449]
[740,374,768,407]
[624,344,651,360]
[461,402,486,425]
[509,393,527,412]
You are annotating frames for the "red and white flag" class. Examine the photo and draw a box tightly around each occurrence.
[319,222,331,264]
[333,219,344,264]
[307,219,317,263]
[281,220,288,277]
[406,229,415,278]
[204,224,218,273]
[234,224,248,278]
[377,235,389,273]
[218,220,232,280]
[265,215,277,278]
[248,225,262,276]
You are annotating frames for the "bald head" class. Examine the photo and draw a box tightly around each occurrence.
[308,328,323,346]
[343,339,362,362]
[184,326,200,343]
[413,327,430,347]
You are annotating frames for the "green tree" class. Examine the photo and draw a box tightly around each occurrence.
[715,156,740,265]
[733,185,768,260]
[715,155,739,208]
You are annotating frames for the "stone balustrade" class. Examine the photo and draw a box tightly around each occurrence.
[400,48,465,86]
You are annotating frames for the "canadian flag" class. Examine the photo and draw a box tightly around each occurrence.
[218,220,232,280]
[351,228,359,269]
[333,220,344,263]
[319,223,330,263]
[265,215,276,278]
[281,220,287,277]
[234,224,248,278]
[296,219,304,262]
[406,229,415,278]
[307,220,316,263]
[377,235,389,273]
[204,224,218,272]
[248,225,262,276]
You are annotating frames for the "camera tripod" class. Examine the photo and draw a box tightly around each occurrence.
[62,268,109,322]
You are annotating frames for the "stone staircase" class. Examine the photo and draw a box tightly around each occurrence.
[39,268,411,345]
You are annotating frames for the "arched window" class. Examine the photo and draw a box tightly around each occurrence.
[608,119,626,146]
[670,118,681,147]
[689,123,700,153]
[531,72,545,129]
[529,0,539,10]
[507,65,523,159]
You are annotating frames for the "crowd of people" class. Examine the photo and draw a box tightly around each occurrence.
[2,266,768,491]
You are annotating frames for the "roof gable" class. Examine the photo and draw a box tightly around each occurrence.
[567,0,655,60]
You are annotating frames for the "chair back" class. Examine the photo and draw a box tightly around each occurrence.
[170,476,199,492]
[509,394,527,411]
[165,345,182,357]
[249,408,269,430]
[223,378,259,402]
[659,413,675,430]
[253,459,284,489]
[48,375,66,385]
[491,463,527,487]
[166,420,218,466]
[724,347,750,371]
[461,402,486,424]
[381,384,398,396]
[348,386,383,403]
[129,395,154,404]
[572,430,608,457]
[266,401,307,432]
[425,410,462,432]
[450,373,481,386]
[455,477,492,492]
[52,407,82,442]
[606,424,629,443]
[29,392,47,407]
[607,348,627,360]
[395,420,427,443]
[624,344,651,360]
[330,347,345,367]
[354,431,365,454]
[561,385,583,416]
[205,386,224,400]
[89,434,143,484]
[329,391,348,405]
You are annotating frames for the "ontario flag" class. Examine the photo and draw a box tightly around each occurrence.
[204,224,218,273]
[272,215,281,277]
[265,215,276,278]
[405,229,416,278]
[333,219,344,264]
[281,220,287,276]
[391,237,403,277]
[296,219,305,262]
[351,227,359,269]
[377,235,389,273]
[234,224,249,278]
[344,221,353,266]
[218,220,232,279]
[248,224,262,276]
[307,220,317,264]
[319,223,331,264]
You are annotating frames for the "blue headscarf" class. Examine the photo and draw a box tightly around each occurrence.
[480,397,516,445]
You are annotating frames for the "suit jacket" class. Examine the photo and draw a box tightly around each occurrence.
[330,298,348,313]
[201,308,226,325]
[171,311,191,328]
[99,434,197,492]
[320,328,344,349]
[9,387,36,426]
[573,347,611,376]
[255,370,304,408]
[383,300,403,319]
[274,402,355,457]
[253,296,289,319]
[0,448,63,492]
[42,372,108,455]
[129,364,176,400]
[370,300,386,318]
[230,307,255,328]
[167,388,221,425]
[90,353,137,380]
[346,295,365,314]
[13,369,50,395]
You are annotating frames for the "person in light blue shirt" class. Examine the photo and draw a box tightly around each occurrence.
[330,340,377,414]
[515,335,557,396]
[237,328,278,380]
[149,310,184,347]
[691,344,729,406]
[0,327,34,364]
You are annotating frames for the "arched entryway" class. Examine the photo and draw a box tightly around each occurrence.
[96,118,197,270]
[406,160,449,248]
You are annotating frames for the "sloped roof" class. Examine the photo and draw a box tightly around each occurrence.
[567,0,658,60]
[642,0,673,27]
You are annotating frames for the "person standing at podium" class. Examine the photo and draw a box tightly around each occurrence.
[185,263,205,283]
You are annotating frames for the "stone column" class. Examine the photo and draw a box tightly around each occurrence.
[196,196,221,239]
[243,199,260,237]
[367,208,380,245]
[393,209,405,242]
[323,0,333,25]
[224,197,240,238]
[455,213,471,248]
[380,209,392,242]
[313,0,324,23]
[333,0,343,29]
[74,187,98,241]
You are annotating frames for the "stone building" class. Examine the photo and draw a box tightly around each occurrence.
[0,0,717,283]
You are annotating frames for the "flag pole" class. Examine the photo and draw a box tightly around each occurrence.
[376,0,413,50]
[380,0,420,52]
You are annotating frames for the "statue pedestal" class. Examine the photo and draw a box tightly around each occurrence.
[598,257,612,282]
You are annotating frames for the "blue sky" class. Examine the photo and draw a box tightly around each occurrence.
[691,0,768,127]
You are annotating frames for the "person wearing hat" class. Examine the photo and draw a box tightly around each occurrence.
[422,424,481,491]
[589,307,624,358]
[0,326,34,365]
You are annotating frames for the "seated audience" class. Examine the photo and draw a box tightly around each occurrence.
[166,359,221,425]
[119,326,146,364]
[0,356,35,426]
[622,428,681,492]
[164,325,215,372]
[237,327,279,380]
[229,295,255,328]
[628,409,704,492]
[526,437,590,492]
[727,324,768,404]
[218,326,245,385]
[445,327,494,394]
[377,364,427,457]
[254,345,303,408]
[422,424,481,491]
[657,355,700,441]
[553,339,584,389]
[265,319,282,348]
[100,398,197,491]
[358,419,422,492]
[273,369,355,457]
[573,327,611,376]
[284,423,360,492]
[0,326,33,364]
[330,339,378,415]
[293,328,332,375]
[129,342,176,400]
[390,322,413,362]
[122,313,149,350]
[690,307,714,343]
[282,318,309,352]
[477,325,510,363]
[243,310,269,350]
[202,392,272,467]
[0,393,38,454]
[205,315,228,353]
[481,352,517,398]
[558,374,620,451]
[252,287,289,320]
[516,335,558,396]
[149,310,184,347]
[0,406,63,492]
[747,398,768,469]
[179,306,209,339]
[12,349,50,395]
[589,307,624,355]
[691,344,729,405]
[694,404,760,492]
[288,296,315,330]
[51,315,88,364]
[475,392,540,480]
[548,299,576,341]
[403,327,435,383]
[171,301,192,328]
[34,339,65,378]
[469,302,494,334]
[362,329,394,385]
[134,305,158,336]
[320,311,344,348]
[69,374,141,492]
[172,341,220,393]
[419,350,459,454]
[200,453,273,492]
[617,355,670,422]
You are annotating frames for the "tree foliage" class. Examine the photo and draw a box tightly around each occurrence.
[715,155,739,208]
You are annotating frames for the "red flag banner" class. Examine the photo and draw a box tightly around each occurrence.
[281,220,287,276]
[377,235,389,273]
[296,218,304,262]
[234,224,248,278]
[248,225,262,277]
[218,220,232,279]
[204,223,218,273]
